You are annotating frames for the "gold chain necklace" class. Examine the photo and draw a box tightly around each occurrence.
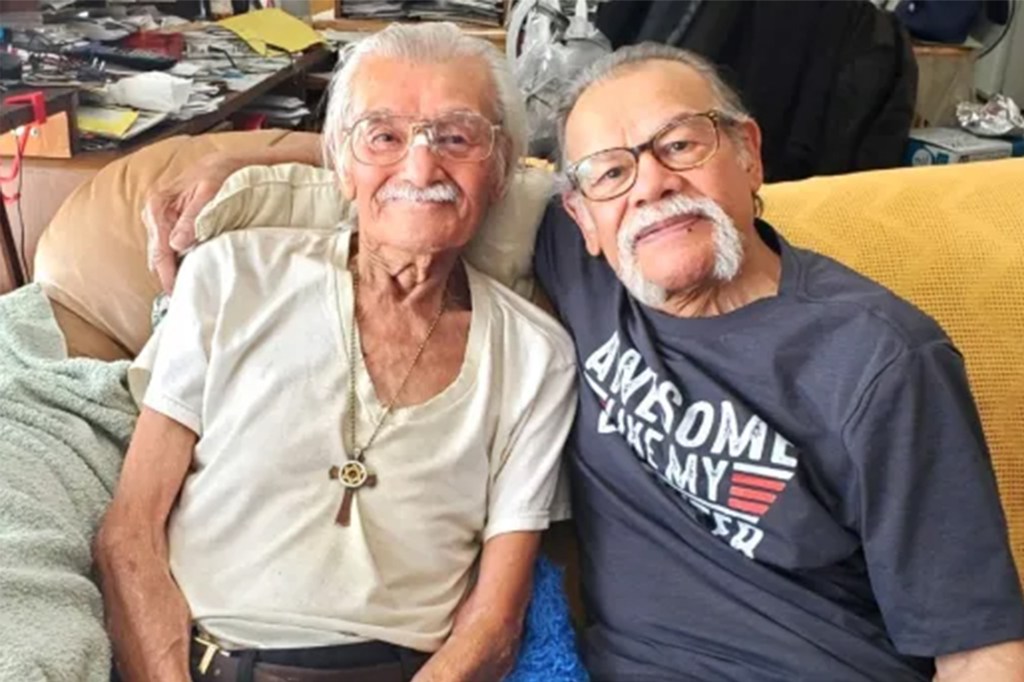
[328,267,448,526]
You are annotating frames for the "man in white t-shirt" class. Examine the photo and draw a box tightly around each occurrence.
[94,23,576,682]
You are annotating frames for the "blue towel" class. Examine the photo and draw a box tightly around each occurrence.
[507,556,590,681]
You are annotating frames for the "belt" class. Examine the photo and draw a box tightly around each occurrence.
[190,633,430,682]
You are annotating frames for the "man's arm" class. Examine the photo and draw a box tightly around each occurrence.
[413,531,541,682]
[935,641,1024,682]
[843,341,1024,660]
[144,132,322,293]
[94,407,198,682]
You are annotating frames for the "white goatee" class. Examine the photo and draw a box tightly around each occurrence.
[616,194,744,307]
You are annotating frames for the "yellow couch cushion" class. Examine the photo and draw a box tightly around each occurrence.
[762,158,1024,585]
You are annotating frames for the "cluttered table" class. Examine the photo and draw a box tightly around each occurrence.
[0,7,338,291]
[1,9,334,153]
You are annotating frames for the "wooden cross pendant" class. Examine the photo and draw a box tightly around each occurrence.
[328,460,377,526]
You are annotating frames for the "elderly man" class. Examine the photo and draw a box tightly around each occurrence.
[144,39,1024,682]
[96,23,576,682]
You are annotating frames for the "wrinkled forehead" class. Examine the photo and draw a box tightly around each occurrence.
[350,55,498,123]
[564,60,719,163]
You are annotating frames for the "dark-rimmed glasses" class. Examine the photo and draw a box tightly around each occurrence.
[345,112,501,166]
[567,110,736,201]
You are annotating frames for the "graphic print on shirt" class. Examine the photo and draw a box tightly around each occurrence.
[584,331,800,559]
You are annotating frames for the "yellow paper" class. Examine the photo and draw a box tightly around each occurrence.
[218,8,325,56]
[77,106,139,139]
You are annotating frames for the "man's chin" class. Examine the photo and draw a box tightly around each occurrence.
[634,251,719,293]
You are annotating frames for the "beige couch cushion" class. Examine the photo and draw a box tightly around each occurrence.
[193,163,552,297]
[35,132,554,356]
[34,130,300,357]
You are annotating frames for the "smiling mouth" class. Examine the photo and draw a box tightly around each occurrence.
[633,214,705,247]
[383,199,454,208]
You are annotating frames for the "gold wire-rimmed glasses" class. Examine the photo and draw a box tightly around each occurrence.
[567,110,737,202]
[345,111,502,166]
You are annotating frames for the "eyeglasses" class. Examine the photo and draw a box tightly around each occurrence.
[567,111,735,202]
[346,112,501,166]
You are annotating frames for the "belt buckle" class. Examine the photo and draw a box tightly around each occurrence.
[194,634,229,675]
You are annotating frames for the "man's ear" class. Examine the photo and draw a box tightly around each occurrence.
[338,154,356,202]
[490,137,513,202]
[562,191,602,257]
[736,119,765,194]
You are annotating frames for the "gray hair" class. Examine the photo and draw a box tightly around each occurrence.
[556,43,752,171]
[321,22,527,191]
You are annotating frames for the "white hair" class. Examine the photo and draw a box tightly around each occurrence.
[556,43,752,170]
[321,22,527,191]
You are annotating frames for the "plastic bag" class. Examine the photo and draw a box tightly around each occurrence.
[957,93,1024,138]
[514,0,611,159]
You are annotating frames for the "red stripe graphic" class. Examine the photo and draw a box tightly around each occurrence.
[731,473,786,492]
[729,486,777,503]
[728,497,770,515]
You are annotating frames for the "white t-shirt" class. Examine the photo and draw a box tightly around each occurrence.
[130,227,577,652]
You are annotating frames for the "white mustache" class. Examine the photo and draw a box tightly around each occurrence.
[376,182,459,204]
[621,195,724,252]
[617,193,743,287]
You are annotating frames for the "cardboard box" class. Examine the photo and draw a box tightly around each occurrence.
[912,44,978,128]
[905,127,1024,165]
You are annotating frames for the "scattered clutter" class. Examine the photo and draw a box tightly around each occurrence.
[1,5,332,155]
[906,92,1024,166]
[339,0,505,27]
[957,92,1024,138]
[905,125,1024,165]
[512,0,609,158]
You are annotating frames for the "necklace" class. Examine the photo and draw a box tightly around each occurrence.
[328,266,448,526]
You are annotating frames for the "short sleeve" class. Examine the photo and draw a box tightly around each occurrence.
[140,247,221,437]
[484,361,578,541]
[843,341,1024,656]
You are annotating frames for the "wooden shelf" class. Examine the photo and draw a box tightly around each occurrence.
[315,15,507,50]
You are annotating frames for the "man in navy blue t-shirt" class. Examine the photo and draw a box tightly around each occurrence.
[536,43,1024,680]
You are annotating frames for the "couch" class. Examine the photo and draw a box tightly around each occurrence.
[32,131,1024,615]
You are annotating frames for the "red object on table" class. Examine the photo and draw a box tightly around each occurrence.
[1,91,48,188]
[2,91,47,129]
[120,32,186,59]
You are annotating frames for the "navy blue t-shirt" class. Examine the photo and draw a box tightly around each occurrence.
[533,204,1024,682]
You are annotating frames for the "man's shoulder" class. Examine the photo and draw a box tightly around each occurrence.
[199,227,341,258]
[183,228,343,284]
[534,200,618,308]
[788,242,950,352]
[470,267,576,370]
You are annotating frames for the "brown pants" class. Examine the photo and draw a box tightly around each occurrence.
[189,635,430,682]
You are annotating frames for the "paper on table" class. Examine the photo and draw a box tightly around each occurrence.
[106,72,194,114]
[77,106,139,138]
[169,62,204,78]
[119,110,170,140]
[218,8,324,56]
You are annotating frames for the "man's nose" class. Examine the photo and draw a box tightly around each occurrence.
[399,132,445,187]
[629,150,689,208]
